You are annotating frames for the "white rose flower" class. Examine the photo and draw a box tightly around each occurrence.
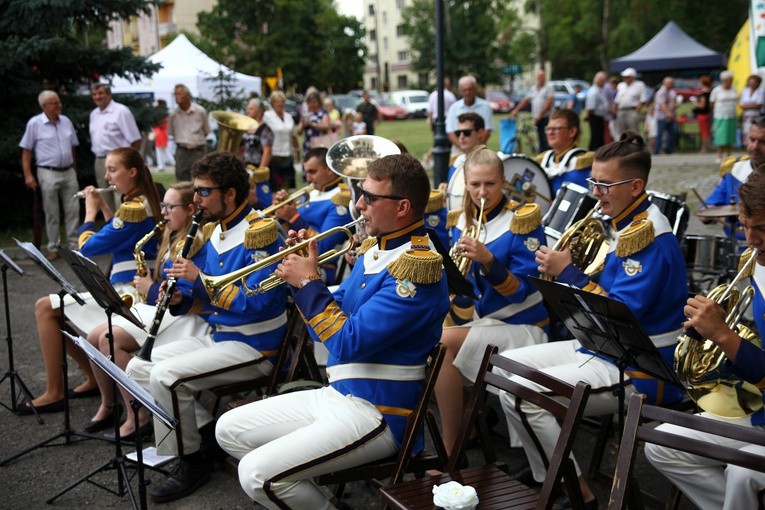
[432,481,479,510]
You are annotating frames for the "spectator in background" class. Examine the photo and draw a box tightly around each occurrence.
[565,84,584,115]
[356,90,381,136]
[168,84,210,181]
[603,75,619,144]
[353,112,367,135]
[584,72,608,150]
[692,76,713,153]
[446,75,494,146]
[296,91,330,160]
[324,97,343,138]
[242,98,273,171]
[653,77,678,155]
[152,100,174,172]
[711,71,739,163]
[427,77,457,132]
[739,74,764,146]
[263,90,298,190]
[510,70,554,152]
[613,67,647,139]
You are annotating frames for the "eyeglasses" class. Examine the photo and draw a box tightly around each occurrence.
[160,203,183,212]
[193,186,225,197]
[454,129,475,138]
[586,177,637,195]
[545,126,570,133]
[359,188,406,205]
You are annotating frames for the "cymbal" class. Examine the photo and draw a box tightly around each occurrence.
[696,204,740,218]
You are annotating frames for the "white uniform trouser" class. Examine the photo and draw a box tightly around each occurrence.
[644,414,765,510]
[126,336,272,457]
[37,167,79,251]
[496,339,633,483]
[216,385,398,510]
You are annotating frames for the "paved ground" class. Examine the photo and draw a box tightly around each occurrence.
[0,149,736,509]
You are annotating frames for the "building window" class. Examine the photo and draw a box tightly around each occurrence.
[383,37,388,50]
[369,4,375,16]
[397,75,408,89]
[396,24,404,37]
[371,77,378,90]
[418,73,428,88]
[382,11,387,25]
[398,50,408,63]
[396,0,405,9]
[369,29,376,40]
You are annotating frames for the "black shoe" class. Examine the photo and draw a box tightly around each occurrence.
[67,387,100,399]
[84,408,122,433]
[104,422,154,444]
[510,465,543,488]
[16,399,65,415]
[150,459,212,503]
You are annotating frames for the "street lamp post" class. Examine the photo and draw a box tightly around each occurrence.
[432,0,450,187]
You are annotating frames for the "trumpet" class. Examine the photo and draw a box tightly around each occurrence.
[259,185,313,217]
[73,186,116,198]
[200,217,364,297]
[449,197,486,276]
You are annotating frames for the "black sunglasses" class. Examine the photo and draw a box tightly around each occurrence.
[454,129,475,138]
[193,186,225,197]
[359,188,406,205]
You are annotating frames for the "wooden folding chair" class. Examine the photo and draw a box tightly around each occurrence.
[379,344,592,510]
[608,392,765,510]
[314,344,449,497]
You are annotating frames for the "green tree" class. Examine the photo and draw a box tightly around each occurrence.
[195,0,365,94]
[0,0,160,229]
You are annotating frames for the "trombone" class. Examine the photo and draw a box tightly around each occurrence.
[259,185,313,217]
[200,217,364,297]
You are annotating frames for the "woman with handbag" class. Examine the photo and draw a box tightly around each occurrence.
[296,91,331,163]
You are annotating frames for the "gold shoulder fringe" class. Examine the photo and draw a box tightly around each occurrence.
[426,189,445,213]
[719,155,747,176]
[202,222,216,243]
[331,188,352,206]
[534,152,546,165]
[739,247,756,278]
[446,209,462,229]
[574,150,596,170]
[615,219,654,258]
[387,249,443,284]
[510,203,541,235]
[172,231,206,259]
[357,237,378,255]
[249,166,270,184]
[116,201,148,223]
[244,218,278,249]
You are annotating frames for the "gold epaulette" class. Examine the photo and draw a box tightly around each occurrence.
[446,209,462,229]
[739,247,756,278]
[202,221,216,243]
[426,189,445,213]
[174,230,207,259]
[719,155,748,176]
[615,219,654,258]
[357,237,378,255]
[534,152,546,165]
[387,236,443,284]
[244,218,278,249]
[249,166,270,184]
[510,203,541,235]
[115,201,148,223]
[575,151,596,170]
[331,186,352,206]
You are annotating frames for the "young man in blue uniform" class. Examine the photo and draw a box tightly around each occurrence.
[507,132,688,508]
[535,108,594,195]
[215,154,450,509]
[646,169,765,509]
[126,152,286,503]
[274,147,352,283]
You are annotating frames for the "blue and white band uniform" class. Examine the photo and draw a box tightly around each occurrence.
[705,156,752,243]
[537,147,593,195]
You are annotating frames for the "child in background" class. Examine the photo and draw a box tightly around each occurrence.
[353,112,367,135]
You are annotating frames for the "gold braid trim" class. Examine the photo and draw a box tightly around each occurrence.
[331,188,352,206]
[446,209,462,229]
[719,155,747,176]
[387,249,443,284]
[575,151,596,170]
[534,152,545,165]
[115,201,148,223]
[357,237,378,255]
[510,203,541,234]
[172,229,206,259]
[244,218,278,249]
[426,189,445,213]
[739,247,756,278]
[249,166,270,184]
[201,222,216,243]
[615,219,654,258]
[443,303,475,327]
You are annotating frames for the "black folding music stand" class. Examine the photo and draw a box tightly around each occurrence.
[55,332,176,510]
[0,249,37,418]
[531,277,683,432]
[46,247,146,508]
[0,240,89,466]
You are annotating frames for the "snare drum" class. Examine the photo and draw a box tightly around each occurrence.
[683,235,732,272]
[542,182,598,245]
[500,154,553,214]
[647,190,689,239]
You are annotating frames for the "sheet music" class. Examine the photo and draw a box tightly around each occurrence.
[66,332,175,429]
[0,249,25,276]
[14,239,84,304]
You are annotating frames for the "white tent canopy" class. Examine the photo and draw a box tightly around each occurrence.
[109,34,261,107]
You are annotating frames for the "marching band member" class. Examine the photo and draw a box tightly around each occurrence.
[19,147,161,415]
[646,170,765,510]
[425,188,450,248]
[126,152,287,503]
[446,112,486,185]
[436,146,549,454]
[83,182,209,440]
[535,108,594,195]
[502,132,687,507]
[273,147,352,283]
[215,154,450,509]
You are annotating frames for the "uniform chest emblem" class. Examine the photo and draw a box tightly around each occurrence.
[396,279,417,298]
[112,217,124,229]
[426,214,440,227]
[622,258,642,276]
[251,250,268,262]
[261,184,270,194]
[336,205,348,216]
[524,237,540,252]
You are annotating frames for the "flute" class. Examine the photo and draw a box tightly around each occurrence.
[73,186,116,198]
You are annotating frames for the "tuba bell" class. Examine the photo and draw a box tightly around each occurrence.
[211,111,258,153]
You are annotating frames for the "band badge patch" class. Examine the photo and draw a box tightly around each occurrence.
[426,214,440,227]
[251,250,268,262]
[623,258,642,276]
[112,217,124,229]
[524,237,540,252]
[336,205,348,216]
[261,184,270,194]
[395,279,417,298]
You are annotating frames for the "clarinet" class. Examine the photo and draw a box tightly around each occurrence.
[136,209,203,361]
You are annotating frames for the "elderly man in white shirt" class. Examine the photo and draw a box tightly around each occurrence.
[613,68,647,139]
[446,75,494,147]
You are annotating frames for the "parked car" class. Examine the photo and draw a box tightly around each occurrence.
[509,86,531,112]
[550,79,589,110]
[389,89,430,118]
[327,94,362,116]
[486,90,514,113]
[376,97,410,120]
[670,78,703,101]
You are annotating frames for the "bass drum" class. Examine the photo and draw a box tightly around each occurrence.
[647,190,689,239]
[446,162,466,212]
[500,154,552,215]
[542,182,598,245]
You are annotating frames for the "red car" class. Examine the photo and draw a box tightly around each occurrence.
[376,98,410,120]
[486,91,514,113]
[671,78,703,101]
